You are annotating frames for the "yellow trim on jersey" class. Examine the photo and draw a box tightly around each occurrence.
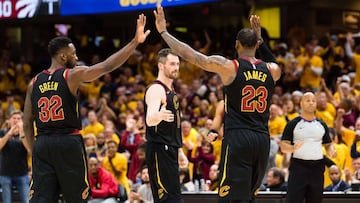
[220,145,229,186]
[155,152,168,193]
[82,149,89,187]
[224,95,228,113]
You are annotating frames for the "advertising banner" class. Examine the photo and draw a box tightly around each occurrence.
[60,0,217,16]
[0,0,59,19]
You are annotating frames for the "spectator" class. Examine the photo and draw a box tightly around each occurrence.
[268,104,286,138]
[186,140,215,181]
[1,91,21,120]
[298,41,324,91]
[0,110,31,203]
[102,140,130,194]
[121,116,143,161]
[95,132,107,162]
[282,98,299,122]
[260,167,287,192]
[208,164,219,192]
[84,133,97,157]
[128,143,147,183]
[324,165,350,192]
[104,126,120,145]
[88,156,119,203]
[128,165,153,203]
[82,110,105,137]
[351,132,360,159]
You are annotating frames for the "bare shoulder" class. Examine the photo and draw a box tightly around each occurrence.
[145,83,166,103]
[207,55,236,85]
[267,62,281,82]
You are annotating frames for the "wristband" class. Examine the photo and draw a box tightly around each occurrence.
[160,30,167,35]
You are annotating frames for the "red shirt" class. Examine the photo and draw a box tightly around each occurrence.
[89,166,119,198]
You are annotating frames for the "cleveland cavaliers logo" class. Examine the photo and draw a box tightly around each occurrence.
[219,185,230,197]
[82,187,89,200]
[173,95,179,110]
[158,188,164,199]
[29,189,34,200]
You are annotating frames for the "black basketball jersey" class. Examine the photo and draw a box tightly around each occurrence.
[144,80,182,147]
[223,58,275,133]
[31,68,81,135]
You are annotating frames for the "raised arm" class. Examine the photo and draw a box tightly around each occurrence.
[67,14,150,93]
[250,15,281,82]
[154,5,235,85]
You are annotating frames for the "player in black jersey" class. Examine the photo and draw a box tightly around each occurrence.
[22,14,150,203]
[154,5,281,203]
[144,48,188,203]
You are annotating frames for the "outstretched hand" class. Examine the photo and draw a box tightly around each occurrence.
[153,4,167,33]
[160,102,174,122]
[250,15,261,40]
[135,14,151,44]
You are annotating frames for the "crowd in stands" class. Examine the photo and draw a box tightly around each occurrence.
[2,26,360,202]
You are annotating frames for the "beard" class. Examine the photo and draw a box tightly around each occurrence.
[142,180,150,184]
[166,71,178,80]
[65,60,76,68]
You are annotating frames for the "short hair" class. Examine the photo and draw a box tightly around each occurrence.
[157,48,177,64]
[140,164,148,173]
[48,36,72,57]
[106,139,118,146]
[269,167,285,183]
[236,28,258,48]
[9,110,23,119]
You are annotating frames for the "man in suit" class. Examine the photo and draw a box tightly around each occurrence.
[324,165,350,192]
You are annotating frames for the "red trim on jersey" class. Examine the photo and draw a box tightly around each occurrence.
[232,59,239,72]
[64,69,70,81]
[69,129,81,135]
[42,66,64,74]
[239,57,262,65]
[31,74,39,86]
[253,59,263,65]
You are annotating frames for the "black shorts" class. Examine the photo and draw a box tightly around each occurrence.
[30,134,89,203]
[146,142,182,203]
[218,129,270,201]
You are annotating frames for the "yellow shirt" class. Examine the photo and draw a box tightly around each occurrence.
[298,55,323,89]
[102,152,130,193]
[80,81,104,100]
[182,128,198,180]
[284,112,299,122]
[179,62,203,86]
[353,53,360,85]
[341,128,357,172]
[322,143,348,187]
[212,139,222,163]
[81,122,104,137]
[268,116,287,137]
[316,109,335,128]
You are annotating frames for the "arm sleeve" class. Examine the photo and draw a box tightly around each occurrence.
[258,43,277,63]
[320,120,332,144]
[281,117,300,143]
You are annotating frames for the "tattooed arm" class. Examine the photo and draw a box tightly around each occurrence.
[154,5,235,85]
